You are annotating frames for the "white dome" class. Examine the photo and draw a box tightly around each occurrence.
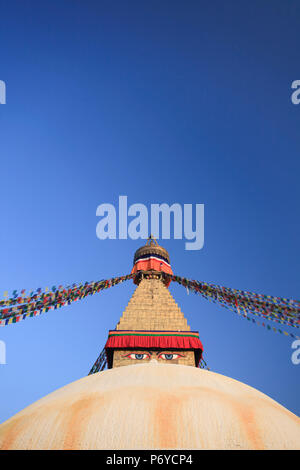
[0,363,299,450]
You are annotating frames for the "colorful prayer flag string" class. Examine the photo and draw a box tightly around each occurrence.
[0,274,134,327]
[88,348,107,375]
[201,286,300,340]
[170,275,300,340]
[2,270,299,344]
[199,356,210,371]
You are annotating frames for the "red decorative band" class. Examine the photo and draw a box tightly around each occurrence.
[105,330,203,354]
[131,258,173,276]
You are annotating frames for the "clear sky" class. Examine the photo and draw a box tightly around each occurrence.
[0,0,299,423]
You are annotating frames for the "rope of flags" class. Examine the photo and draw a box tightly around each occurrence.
[171,275,300,340]
[88,348,107,375]
[0,274,134,326]
[199,356,210,371]
[2,269,300,380]
[1,271,299,343]
[201,287,300,340]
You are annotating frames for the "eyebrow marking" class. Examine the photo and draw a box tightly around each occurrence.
[132,351,153,355]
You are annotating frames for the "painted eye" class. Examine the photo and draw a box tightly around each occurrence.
[158,353,183,360]
[123,353,150,360]
[134,354,146,360]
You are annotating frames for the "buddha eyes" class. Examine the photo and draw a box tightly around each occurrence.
[122,352,184,360]
[158,353,183,360]
[123,353,150,360]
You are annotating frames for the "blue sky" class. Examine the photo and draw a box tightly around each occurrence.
[0,0,299,422]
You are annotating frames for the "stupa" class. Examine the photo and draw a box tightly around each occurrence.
[105,235,203,370]
[0,238,299,450]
